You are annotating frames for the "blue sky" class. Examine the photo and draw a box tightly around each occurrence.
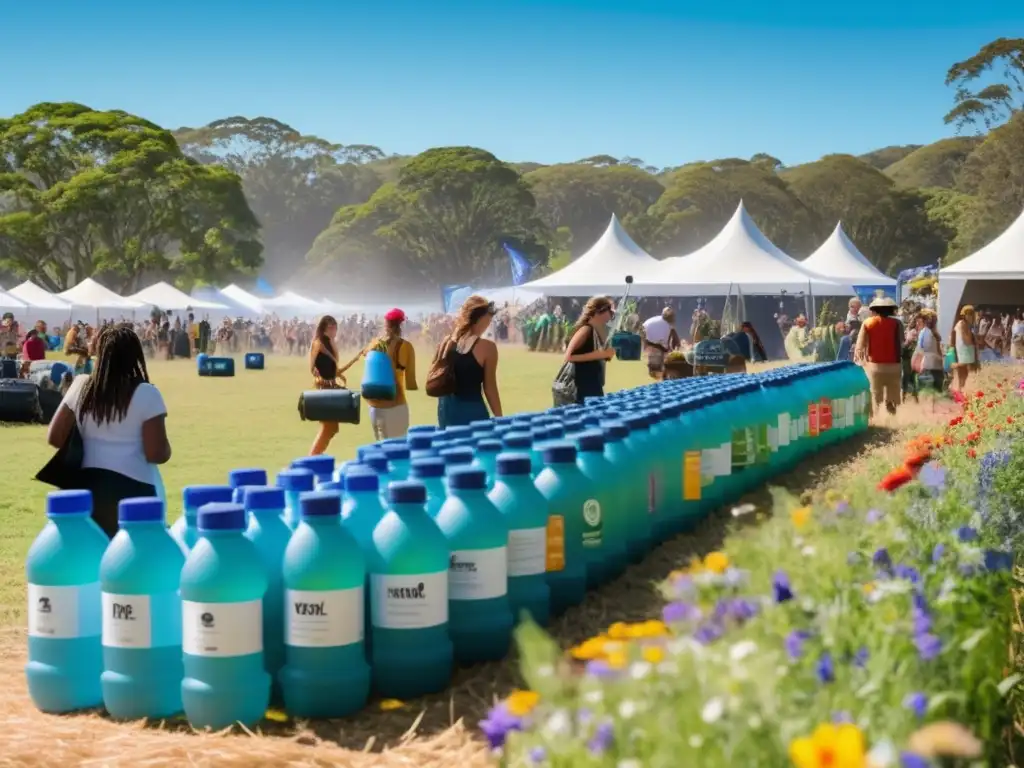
[1,0,1021,168]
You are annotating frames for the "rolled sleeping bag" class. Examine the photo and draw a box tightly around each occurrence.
[298,388,361,424]
[361,349,397,400]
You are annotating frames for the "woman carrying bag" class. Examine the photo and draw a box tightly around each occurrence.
[558,296,616,406]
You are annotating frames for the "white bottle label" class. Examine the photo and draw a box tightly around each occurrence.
[777,413,791,447]
[845,397,855,426]
[717,442,732,476]
[285,587,364,648]
[371,572,448,629]
[507,528,546,577]
[767,424,779,452]
[102,593,152,649]
[449,547,508,600]
[28,582,101,639]
[182,599,263,657]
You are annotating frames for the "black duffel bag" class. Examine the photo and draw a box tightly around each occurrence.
[0,379,43,423]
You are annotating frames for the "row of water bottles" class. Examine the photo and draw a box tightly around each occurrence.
[25,361,869,729]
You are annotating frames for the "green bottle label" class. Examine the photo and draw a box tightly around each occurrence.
[731,428,750,468]
[582,499,603,547]
[755,425,771,464]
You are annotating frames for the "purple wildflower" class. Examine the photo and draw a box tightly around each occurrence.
[713,597,760,624]
[772,570,795,603]
[832,711,854,724]
[914,633,942,661]
[588,721,615,755]
[894,564,921,585]
[931,543,945,563]
[585,660,619,679]
[529,746,547,765]
[853,646,869,668]
[835,501,849,515]
[785,630,811,660]
[671,573,696,597]
[900,753,930,768]
[816,652,835,684]
[480,703,523,749]
[956,526,979,542]
[663,601,702,623]
[873,547,892,569]
[919,463,946,494]
[694,622,724,645]
[984,549,1014,572]
[903,692,927,718]
[866,508,883,524]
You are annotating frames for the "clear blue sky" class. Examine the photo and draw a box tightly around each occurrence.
[2,0,1022,168]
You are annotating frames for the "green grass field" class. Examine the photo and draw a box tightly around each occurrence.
[0,346,654,628]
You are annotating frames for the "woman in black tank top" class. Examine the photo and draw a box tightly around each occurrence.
[438,295,504,427]
[565,296,616,404]
[309,315,344,455]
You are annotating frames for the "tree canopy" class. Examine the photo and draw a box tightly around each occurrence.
[0,103,261,292]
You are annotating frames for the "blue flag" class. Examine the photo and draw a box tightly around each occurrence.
[441,285,473,314]
[503,244,532,286]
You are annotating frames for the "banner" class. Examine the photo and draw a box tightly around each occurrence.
[503,244,532,286]
[441,285,473,314]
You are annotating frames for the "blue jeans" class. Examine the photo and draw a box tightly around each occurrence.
[438,395,489,428]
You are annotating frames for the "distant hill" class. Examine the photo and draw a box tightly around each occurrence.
[856,145,922,171]
[883,137,982,189]
[364,154,410,183]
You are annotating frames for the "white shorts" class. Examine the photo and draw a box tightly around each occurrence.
[369,403,410,440]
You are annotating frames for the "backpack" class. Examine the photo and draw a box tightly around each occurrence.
[425,336,457,398]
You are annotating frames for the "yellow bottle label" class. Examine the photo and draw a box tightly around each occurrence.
[546,515,565,572]
[683,450,702,501]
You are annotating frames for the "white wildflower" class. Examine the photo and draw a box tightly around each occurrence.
[688,734,705,748]
[535,663,554,678]
[867,739,898,767]
[618,699,639,719]
[583,689,603,704]
[801,545,817,557]
[700,697,725,724]
[617,761,642,768]
[543,709,571,738]
[730,640,758,662]
[630,661,652,680]
[731,503,756,518]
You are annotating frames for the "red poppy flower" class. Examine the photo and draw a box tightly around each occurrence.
[1009,417,1015,425]
[878,466,914,492]
[967,448,977,459]
[975,391,985,399]
[904,453,931,471]
[949,416,963,427]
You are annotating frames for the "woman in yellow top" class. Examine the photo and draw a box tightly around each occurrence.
[339,308,417,440]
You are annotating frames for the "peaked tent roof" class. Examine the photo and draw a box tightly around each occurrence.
[523,214,663,295]
[653,202,854,296]
[261,290,326,311]
[129,281,228,311]
[58,278,143,310]
[0,289,27,312]
[942,207,1024,278]
[220,284,267,314]
[802,223,895,286]
[191,286,258,315]
[8,281,74,309]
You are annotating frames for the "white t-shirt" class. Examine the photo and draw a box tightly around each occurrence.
[62,376,167,486]
[642,316,672,347]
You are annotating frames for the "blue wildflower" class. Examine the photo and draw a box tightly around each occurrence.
[873,547,892,569]
[853,646,869,668]
[919,463,946,494]
[832,711,854,724]
[900,752,930,768]
[480,703,523,749]
[894,563,922,584]
[983,549,1014,572]
[816,652,835,684]
[588,721,615,755]
[529,746,547,765]
[694,622,724,645]
[931,543,945,563]
[914,632,942,661]
[662,601,701,623]
[772,570,794,603]
[866,508,883,524]
[585,660,619,679]
[956,526,979,542]
[785,630,811,660]
[903,691,927,718]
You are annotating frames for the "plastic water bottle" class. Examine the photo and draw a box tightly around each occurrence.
[359,450,394,496]
[25,490,106,713]
[574,430,622,587]
[280,492,370,717]
[180,503,270,730]
[100,497,184,719]
[292,456,335,487]
[410,457,448,518]
[381,444,411,482]
[408,433,437,461]
[600,420,649,563]
[475,439,502,487]
[229,468,267,504]
[487,453,551,626]
[434,467,511,663]
[369,481,453,699]
[172,485,233,552]
[439,446,476,478]
[242,487,290,688]
[502,431,540,475]
[276,468,315,529]
[534,443,589,617]
[340,467,386,649]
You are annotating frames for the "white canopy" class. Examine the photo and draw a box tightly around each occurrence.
[58,278,143,320]
[0,289,27,312]
[444,285,544,314]
[523,214,663,296]
[939,207,1024,336]
[6,281,75,326]
[129,281,229,313]
[220,284,267,315]
[261,290,326,315]
[802,223,895,287]
[652,202,855,296]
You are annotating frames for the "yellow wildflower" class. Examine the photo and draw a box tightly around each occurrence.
[264,708,288,722]
[791,506,812,530]
[641,645,665,663]
[607,622,631,640]
[570,635,610,660]
[633,619,669,638]
[379,699,405,711]
[606,649,628,669]
[862,582,876,596]
[505,690,540,717]
[789,723,866,768]
[704,551,730,574]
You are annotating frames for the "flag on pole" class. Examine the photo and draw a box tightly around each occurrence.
[441,285,473,314]
[503,244,532,286]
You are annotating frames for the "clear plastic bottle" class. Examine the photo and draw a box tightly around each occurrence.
[171,485,233,552]
[534,443,589,617]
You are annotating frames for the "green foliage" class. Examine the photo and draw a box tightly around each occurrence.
[883,137,981,189]
[945,38,1024,131]
[0,102,261,291]
[856,145,923,171]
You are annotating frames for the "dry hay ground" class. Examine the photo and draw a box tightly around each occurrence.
[0,350,979,767]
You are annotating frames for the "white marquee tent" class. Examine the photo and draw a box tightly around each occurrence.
[653,202,855,296]
[6,281,74,326]
[802,222,895,289]
[191,286,259,317]
[938,207,1024,336]
[0,288,27,313]
[220,284,267,315]
[129,281,229,315]
[523,214,663,296]
[261,290,326,316]
[58,278,143,321]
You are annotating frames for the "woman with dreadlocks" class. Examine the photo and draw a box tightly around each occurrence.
[46,324,172,537]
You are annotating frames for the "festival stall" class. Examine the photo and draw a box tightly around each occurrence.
[220,284,268,316]
[191,286,261,318]
[5,281,73,328]
[938,206,1024,336]
[260,290,328,318]
[129,282,231,319]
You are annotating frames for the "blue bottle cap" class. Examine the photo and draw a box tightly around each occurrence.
[543,441,577,464]
[444,426,472,439]
[600,420,629,440]
[470,419,493,430]
[563,418,583,433]
[382,444,411,461]
[502,431,532,449]
[477,439,502,453]
[439,447,473,466]
[388,480,427,504]
[531,426,552,441]
[228,468,267,488]
[410,457,445,479]
[546,424,566,438]
[197,502,247,531]
[276,469,315,493]
[118,497,164,523]
[345,466,380,492]
[577,430,606,452]
[46,489,92,516]
[448,466,487,490]
[624,413,650,429]
[182,485,234,509]
[408,424,437,434]
[361,451,390,474]
[300,491,341,518]
[408,433,434,450]
[319,481,344,492]
[580,413,603,426]
[496,453,532,476]
[356,445,381,461]
[292,455,335,475]
[245,486,286,510]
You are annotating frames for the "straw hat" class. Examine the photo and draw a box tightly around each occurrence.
[868,295,898,309]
